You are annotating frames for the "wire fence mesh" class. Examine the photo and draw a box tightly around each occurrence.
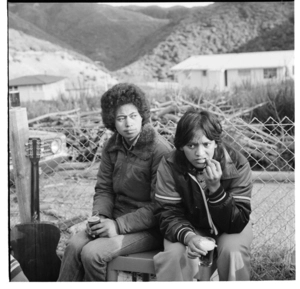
[9,116,295,280]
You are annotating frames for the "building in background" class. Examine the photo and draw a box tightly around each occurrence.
[171,50,294,91]
[9,75,66,101]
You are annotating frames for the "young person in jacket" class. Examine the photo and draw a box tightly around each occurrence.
[58,83,172,281]
[153,108,253,281]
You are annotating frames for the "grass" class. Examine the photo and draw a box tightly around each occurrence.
[250,182,295,280]
[21,80,294,123]
[23,90,104,120]
[251,247,295,280]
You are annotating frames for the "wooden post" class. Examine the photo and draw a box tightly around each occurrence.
[9,107,31,222]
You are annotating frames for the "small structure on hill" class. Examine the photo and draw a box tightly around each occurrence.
[171,50,294,91]
[9,74,66,101]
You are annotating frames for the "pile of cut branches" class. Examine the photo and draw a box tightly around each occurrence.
[28,97,294,171]
[150,97,294,171]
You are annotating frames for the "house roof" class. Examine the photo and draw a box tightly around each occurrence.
[9,75,65,87]
[171,50,294,71]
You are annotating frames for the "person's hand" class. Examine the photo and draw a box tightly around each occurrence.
[86,215,107,238]
[87,219,119,238]
[203,159,222,193]
[86,222,98,238]
[186,235,209,259]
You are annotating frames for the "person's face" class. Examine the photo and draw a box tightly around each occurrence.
[182,129,217,170]
[115,103,143,143]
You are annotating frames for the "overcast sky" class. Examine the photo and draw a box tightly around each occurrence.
[99,2,214,8]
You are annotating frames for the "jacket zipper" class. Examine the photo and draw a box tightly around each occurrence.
[188,173,218,235]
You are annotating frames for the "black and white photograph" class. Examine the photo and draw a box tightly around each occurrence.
[6,1,296,284]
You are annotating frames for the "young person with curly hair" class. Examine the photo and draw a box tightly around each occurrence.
[58,83,172,281]
[153,109,253,281]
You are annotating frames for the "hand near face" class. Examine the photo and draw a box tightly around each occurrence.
[203,159,222,193]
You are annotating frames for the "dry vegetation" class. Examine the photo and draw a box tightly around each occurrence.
[21,79,294,172]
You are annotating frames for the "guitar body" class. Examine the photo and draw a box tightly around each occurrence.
[10,138,61,281]
[10,222,61,281]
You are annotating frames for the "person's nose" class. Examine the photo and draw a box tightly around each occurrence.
[195,145,204,156]
[125,117,133,127]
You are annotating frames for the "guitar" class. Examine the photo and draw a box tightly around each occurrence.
[10,138,61,281]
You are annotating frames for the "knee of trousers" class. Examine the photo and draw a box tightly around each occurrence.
[64,234,87,256]
[217,235,249,260]
[155,242,186,263]
[80,242,107,266]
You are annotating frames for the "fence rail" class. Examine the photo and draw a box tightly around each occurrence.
[9,116,295,280]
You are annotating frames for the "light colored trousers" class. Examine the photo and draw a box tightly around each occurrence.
[57,228,162,281]
[154,221,253,281]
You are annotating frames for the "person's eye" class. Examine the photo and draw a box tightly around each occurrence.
[187,144,195,149]
[117,117,125,121]
[131,114,137,118]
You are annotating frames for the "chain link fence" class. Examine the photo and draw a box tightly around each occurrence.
[9,116,295,280]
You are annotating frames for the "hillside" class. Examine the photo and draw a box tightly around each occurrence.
[9,29,117,90]
[233,14,294,53]
[8,2,294,82]
[8,2,169,71]
[8,11,75,53]
[115,2,294,81]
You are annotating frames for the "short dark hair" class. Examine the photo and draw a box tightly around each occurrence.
[100,83,150,131]
[174,108,223,150]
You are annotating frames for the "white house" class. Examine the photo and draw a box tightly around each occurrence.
[9,75,66,101]
[171,50,294,91]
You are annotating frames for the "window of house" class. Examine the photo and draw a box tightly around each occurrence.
[9,86,18,91]
[32,85,42,91]
[238,69,251,77]
[202,70,207,77]
[263,68,277,79]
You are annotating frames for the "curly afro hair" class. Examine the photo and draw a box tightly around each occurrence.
[100,83,150,131]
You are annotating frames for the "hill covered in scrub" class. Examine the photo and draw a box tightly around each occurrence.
[116,2,294,81]
[8,2,294,82]
[8,2,169,71]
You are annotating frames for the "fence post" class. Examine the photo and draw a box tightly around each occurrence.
[9,106,31,222]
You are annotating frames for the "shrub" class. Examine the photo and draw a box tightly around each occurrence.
[230,79,294,122]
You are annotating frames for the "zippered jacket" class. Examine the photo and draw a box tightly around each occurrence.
[92,123,172,234]
[154,143,252,244]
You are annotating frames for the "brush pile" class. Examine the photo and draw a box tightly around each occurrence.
[154,98,294,171]
[28,97,294,171]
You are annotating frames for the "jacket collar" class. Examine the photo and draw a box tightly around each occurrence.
[169,145,239,180]
[220,148,240,179]
[105,123,157,160]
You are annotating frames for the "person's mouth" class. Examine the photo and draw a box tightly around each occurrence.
[124,129,135,134]
[195,158,206,164]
